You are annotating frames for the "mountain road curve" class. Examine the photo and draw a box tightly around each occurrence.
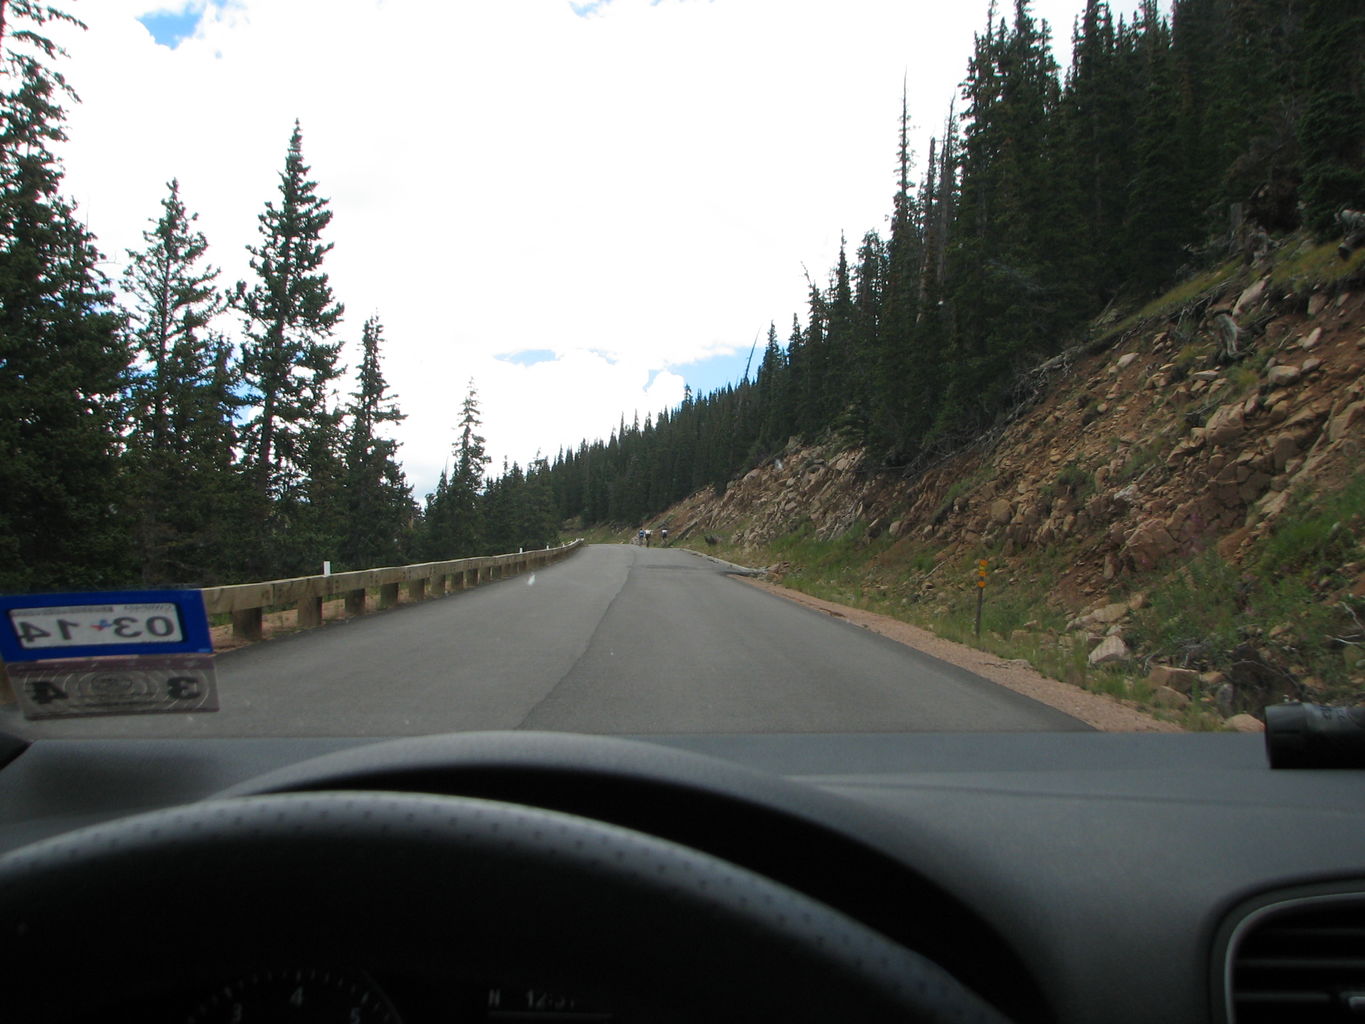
[3,544,1089,738]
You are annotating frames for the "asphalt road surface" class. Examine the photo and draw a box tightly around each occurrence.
[4,545,1088,737]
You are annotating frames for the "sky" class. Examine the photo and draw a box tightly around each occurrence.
[48,0,1096,501]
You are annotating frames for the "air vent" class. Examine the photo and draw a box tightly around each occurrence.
[1226,893,1365,1022]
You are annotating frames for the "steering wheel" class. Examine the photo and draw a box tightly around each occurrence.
[0,788,1011,1022]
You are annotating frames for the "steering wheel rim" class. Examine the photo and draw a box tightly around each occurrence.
[0,791,1010,1023]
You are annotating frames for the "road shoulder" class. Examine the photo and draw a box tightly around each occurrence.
[735,577,1182,733]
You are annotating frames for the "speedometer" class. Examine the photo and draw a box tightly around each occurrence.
[185,967,402,1023]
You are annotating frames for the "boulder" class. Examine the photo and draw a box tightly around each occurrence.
[1122,519,1179,570]
[1265,364,1301,387]
[1328,400,1365,443]
[1233,278,1267,315]
[1270,433,1301,473]
[1065,604,1123,631]
[1225,714,1265,733]
[1147,665,1202,694]
[1238,470,1273,504]
[1299,327,1323,350]
[1284,397,1333,430]
[1088,635,1131,666]
[989,498,1013,525]
[1090,602,1131,625]
[1204,402,1246,446]
[1151,685,1191,709]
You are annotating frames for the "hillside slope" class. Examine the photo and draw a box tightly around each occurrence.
[650,239,1365,728]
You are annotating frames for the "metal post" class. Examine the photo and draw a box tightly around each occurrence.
[974,559,988,637]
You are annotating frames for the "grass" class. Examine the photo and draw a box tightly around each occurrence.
[578,523,628,545]
[1100,262,1242,344]
[1269,237,1365,289]
[1092,230,1365,354]
[1130,472,1365,702]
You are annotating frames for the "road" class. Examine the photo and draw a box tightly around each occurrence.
[3,545,1087,737]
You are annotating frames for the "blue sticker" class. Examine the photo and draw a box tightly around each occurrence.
[0,590,213,663]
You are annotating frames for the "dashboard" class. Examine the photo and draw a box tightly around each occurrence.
[0,728,1361,1023]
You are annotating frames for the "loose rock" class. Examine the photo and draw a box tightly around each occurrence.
[1088,635,1131,666]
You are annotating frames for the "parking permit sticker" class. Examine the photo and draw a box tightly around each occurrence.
[6,655,219,719]
[7,601,186,650]
[0,590,217,720]
[0,590,212,662]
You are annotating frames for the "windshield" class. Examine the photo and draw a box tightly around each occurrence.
[1,0,1361,740]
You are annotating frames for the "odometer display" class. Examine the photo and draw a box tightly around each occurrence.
[186,968,403,1023]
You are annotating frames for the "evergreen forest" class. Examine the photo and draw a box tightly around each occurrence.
[0,0,1361,592]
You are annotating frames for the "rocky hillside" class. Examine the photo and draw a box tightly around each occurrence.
[653,238,1365,725]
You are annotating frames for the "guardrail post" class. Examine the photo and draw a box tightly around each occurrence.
[408,578,426,603]
[345,588,366,616]
[379,582,400,609]
[298,595,323,629]
[232,608,263,641]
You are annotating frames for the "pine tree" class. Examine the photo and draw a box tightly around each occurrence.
[340,315,413,568]
[1296,0,1365,235]
[847,229,885,444]
[447,381,489,556]
[234,121,345,573]
[755,321,788,452]
[1124,2,1190,291]
[1058,0,1133,304]
[121,180,243,584]
[0,1,131,590]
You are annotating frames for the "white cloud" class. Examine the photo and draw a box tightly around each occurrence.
[52,0,1089,499]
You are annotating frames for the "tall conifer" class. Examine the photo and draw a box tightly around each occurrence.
[235,121,345,572]
[0,1,130,590]
[122,180,242,584]
[340,315,413,568]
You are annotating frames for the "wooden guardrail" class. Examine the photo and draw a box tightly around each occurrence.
[201,540,585,641]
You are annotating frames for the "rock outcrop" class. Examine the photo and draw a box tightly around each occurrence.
[670,272,1361,595]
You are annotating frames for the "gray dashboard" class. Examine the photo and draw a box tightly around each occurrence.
[0,730,1360,1023]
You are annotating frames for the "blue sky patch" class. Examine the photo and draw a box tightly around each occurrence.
[496,349,558,367]
[569,0,610,17]
[670,348,757,399]
[138,9,202,49]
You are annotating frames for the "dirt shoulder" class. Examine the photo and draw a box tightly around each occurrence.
[737,577,1183,733]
